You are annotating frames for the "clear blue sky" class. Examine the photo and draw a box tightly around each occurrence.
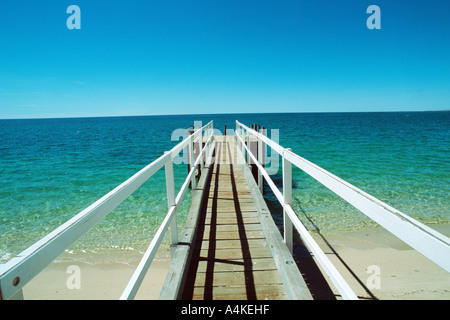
[0,0,449,118]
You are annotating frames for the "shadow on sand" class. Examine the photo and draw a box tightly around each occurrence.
[263,181,378,300]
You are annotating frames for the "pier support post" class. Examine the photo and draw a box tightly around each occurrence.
[282,149,293,253]
[260,127,267,195]
[257,128,263,193]
[165,152,178,257]
[241,126,245,162]
[188,135,197,190]
[246,129,250,165]
[187,127,193,188]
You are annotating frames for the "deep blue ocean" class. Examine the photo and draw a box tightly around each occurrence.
[0,112,449,264]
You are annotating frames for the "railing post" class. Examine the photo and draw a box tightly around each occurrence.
[200,129,204,171]
[283,149,293,253]
[262,127,266,177]
[212,125,215,152]
[164,152,178,256]
[204,127,208,168]
[236,122,243,165]
[257,129,263,193]
[235,121,239,144]
[189,135,197,189]
[206,124,211,165]
[246,129,250,165]
[240,126,245,162]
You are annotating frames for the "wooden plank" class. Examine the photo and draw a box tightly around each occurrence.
[207,188,251,194]
[196,257,278,272]
[202,224,262,233]
[208,179,248,184]
[205,207,257,213]
[204,216,259,224]
[199,247,273,260]
[200,238,269,251]
[206,205,255,211]
[207,194,253,200]
[204,217,261,225]
[204,211,259,219]
[209,176,247,182]
[192,284,287,300]
[204,210,259,218]
[201,230,266,240]
[193,270,284,288]
[206,199,255,207]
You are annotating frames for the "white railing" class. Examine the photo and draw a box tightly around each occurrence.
[0,121,214,300]
[236,120,450,300]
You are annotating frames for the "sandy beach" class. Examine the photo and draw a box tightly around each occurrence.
[22,224,449,300]
[22,256,171,300]
[307,223,450,300]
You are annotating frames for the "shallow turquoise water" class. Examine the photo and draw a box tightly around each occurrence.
[0,112,448,264]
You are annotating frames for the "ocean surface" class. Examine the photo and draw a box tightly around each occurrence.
[0,112,449,265]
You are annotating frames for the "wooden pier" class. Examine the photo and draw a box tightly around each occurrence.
[167,136,311,300]
[2,120,449,301]
[186,136,283,299]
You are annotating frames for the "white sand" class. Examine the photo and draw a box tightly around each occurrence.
[23,260,170,300]
[21,224,450,300]
[309,223,450,300]
[22,247,172,300]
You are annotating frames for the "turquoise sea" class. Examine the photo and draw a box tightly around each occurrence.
[0,112,449,265]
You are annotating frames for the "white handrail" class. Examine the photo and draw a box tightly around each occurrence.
[236,120,450,299]
[235,128,358,300]
[283,149,450,272]
[0,121,213,300]
[120,131,215,300]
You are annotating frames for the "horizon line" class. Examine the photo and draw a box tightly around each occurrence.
[0,109,449,121]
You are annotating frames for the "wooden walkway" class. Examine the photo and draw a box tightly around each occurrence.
[161,135,312,300]
[4,121,448,301]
